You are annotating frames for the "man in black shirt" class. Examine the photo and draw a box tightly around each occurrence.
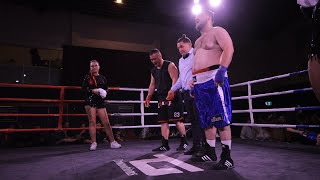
[144,49,188,151]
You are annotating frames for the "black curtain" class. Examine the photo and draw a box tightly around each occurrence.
[62,45,152,88]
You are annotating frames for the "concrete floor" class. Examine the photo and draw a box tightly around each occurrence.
[0,138,319,180]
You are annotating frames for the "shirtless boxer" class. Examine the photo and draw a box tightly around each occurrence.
[192,9,234,170]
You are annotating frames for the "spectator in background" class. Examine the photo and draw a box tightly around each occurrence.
[96,122,108,143]
[55,121,78,145]
[310,112,320,134]
[254,117,271,141]
[240,119,256,140]
[2,122,33,147]
[77,122,92,144]
[286,111,319,145]
[287,127,320,146]
[270,115,287,142]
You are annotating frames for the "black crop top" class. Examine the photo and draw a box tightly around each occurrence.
[81,74,108,99]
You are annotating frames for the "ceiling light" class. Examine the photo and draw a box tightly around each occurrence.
[115,0,123,4]
[192,4,202,15]
[209,0,222,7]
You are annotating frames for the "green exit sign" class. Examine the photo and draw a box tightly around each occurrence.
[265,101,272,106]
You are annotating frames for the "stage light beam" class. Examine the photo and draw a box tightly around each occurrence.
[192,4,202,15]
[209,0,222,7]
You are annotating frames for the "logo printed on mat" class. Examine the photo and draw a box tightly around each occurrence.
[129,154,203,176]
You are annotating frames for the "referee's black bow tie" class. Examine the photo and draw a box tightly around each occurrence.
[183,53,190,59]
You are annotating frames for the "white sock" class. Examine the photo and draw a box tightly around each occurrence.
[221,140,231,149]
[206,139,216,147]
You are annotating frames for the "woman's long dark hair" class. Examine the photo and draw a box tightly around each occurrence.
[88,60,98,87]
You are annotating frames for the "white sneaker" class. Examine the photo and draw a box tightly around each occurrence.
[90,142,97,151]
[110,141,121,149]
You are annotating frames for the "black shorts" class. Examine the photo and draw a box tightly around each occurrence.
[157,92,184,123]
[84,95,106,109]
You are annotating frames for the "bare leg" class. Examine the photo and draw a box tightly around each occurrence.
[205,126,217,140]
[218,126,232,141]
[97,108,115,142]
[85,105,97,142]
[175,121,186,136]
[161,123,170,139]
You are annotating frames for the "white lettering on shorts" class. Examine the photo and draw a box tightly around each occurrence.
[174,112,180,118]
[211,114,223,122]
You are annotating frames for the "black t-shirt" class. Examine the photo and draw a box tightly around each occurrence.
[151,60,172,101]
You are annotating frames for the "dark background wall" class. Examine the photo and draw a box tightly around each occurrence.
[0,0,318,132]
[0,1,313,88]
[62,45,152,87]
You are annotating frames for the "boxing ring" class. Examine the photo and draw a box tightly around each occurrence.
[231,69,320,128]
[0,69,320,180]
[0,69,319,133]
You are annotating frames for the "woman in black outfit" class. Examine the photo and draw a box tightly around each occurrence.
[82,60,121,150]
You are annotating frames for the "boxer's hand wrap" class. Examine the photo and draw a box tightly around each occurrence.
[215,65,227,83]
